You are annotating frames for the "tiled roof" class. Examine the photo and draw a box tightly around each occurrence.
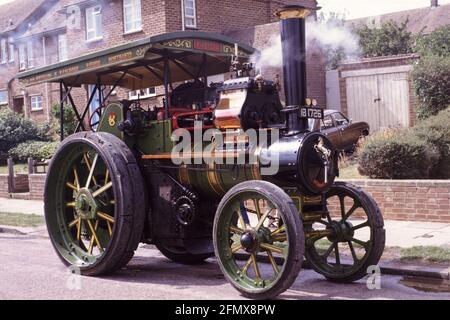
[346,3,450,34]
[0,0,47,33]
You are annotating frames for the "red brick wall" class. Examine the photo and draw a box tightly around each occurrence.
[342,179,450,223]
[29,174,46,201]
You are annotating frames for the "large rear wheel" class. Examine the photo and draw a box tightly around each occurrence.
[213,181,304,299]
[45,132,146,275]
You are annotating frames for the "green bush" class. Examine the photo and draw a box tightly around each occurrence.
[413,55,450,119]
[51,103,78,138]
[0,109,51,162]
[412,108,450,178]
[8,140,59,162]
[358,131,439,179]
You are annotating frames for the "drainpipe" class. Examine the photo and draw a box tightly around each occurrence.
[42,35,51,123]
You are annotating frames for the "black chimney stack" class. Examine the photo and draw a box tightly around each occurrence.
[276,5,314,131]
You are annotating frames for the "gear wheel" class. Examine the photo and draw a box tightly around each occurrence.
[172,195,196,226]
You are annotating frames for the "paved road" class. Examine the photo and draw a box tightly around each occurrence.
[0,230,449,300]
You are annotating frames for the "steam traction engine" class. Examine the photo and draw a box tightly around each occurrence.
[39,6,385,299]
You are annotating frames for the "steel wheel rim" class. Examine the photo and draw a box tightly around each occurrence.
[305,188,374,277]
[216,191,289,292]
[47,143,116,267]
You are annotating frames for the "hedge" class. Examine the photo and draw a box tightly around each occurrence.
[358,108,450,179]
[8,141,59,162]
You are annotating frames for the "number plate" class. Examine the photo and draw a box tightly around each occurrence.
[298,107,324,120]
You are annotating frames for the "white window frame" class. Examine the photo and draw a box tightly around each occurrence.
[123,0,142,34]
[58,34,68,62]
[26,40,33,68]
[128,87,156,100]
[30,95,43,111]
[1,39,7,64]
[8,37,14,62]
[86,5,103,42]
[182,0,197,29]
[0,90,8,105]
[19,43,26,70]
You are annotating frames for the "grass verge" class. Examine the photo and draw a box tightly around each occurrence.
[0,212,45,227]
[400,246,450,263]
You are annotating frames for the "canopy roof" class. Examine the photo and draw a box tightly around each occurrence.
[17,31,256,90]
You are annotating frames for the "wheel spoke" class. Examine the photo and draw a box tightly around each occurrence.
[270,225,286,236]
[255,207,274,231]
[266,250,280,274]
[97,211,115,224]
[106,221,113,236]
[229,225,243,235]
[322,242,335,259]
[250,254,261,279]
[260,242,284,255]
[342,202,360,222]
[351,237,369,249]
[272,233,287,242]
[253,199,262,219]
[339,196,346,219]
[77,218,82,241]
[73,167,80,190]
[105,169,110,185]
[231,244,242,254]
[241,256,252,275]
[92,181,113,198]
[68,218,79,228]
[66,182,78,192]
[334,243,341,265]
[87,220,103,253]
[352,221,369,231]
[66,202,76,208]
[83,152,98,187]
[348,241,359,263]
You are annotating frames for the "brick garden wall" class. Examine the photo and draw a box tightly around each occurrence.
[29,174,46,201]
[0,175,11,197]
[343,179,450,223]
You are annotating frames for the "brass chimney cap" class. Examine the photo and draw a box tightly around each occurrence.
[275,5,320,19]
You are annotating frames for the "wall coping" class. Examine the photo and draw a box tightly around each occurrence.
[340,179,450,187]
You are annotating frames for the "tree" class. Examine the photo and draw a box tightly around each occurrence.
[355,19,414,58]
[413,25,450,119]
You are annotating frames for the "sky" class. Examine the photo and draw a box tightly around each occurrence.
[0,0,449,18]
[317,0,450,19]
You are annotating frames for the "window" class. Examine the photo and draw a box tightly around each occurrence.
[321,115,334,130]
[58,34,68,61]
[8,37,14,62]
[88,85,100,130]
[30,95,43,111]
[123,0,142,33]
[0,90,8,105]
[19,43,26,70]
[183,0,197,28]
[332,112,349,126]
[26,40,33,68]
[1,39,7,64]
[129,87,156,100]
[86,5,103,42]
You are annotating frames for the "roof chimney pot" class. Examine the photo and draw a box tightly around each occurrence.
[431,0,439,7]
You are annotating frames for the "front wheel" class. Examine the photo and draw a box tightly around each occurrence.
[304,182,385,282]
[45,132,146,276]
[213,181,304,299]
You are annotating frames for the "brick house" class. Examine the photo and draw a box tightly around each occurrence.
[0,0,325,125]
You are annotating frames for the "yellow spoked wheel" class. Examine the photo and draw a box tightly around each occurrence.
[213,181,304,299]
[45,132,146,275]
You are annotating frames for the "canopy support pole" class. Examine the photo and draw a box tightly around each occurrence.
[163,51,170,119]
[59,81,64,141]
[62,82,85,132]
[75,84,98,133]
